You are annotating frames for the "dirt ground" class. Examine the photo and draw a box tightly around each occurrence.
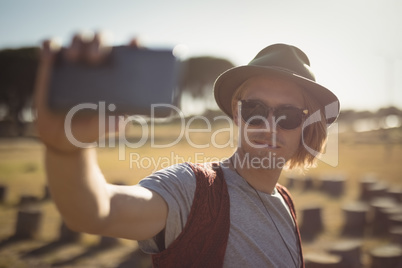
[0,125,401,267]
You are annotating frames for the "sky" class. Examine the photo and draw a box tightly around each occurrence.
[0,0,401,112]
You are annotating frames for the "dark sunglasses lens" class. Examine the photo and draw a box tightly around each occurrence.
[274,108,303,129]
[241,101,305,129]
[241,101,267,126]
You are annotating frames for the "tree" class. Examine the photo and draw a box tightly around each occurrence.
[0,47,39,135]
[178,56,234,99]
[0,49,235,135]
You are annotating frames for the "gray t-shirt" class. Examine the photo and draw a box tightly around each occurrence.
[138,162,300,268]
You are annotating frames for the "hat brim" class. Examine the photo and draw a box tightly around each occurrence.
[213,65,340,125]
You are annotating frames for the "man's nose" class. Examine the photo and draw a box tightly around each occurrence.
[263,112,278,133]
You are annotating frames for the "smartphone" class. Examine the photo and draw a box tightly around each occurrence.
[47,46,180,117]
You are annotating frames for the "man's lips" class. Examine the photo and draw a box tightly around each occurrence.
[252,139,281,149]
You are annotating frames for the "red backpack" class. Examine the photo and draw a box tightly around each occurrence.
[152,162,304,268]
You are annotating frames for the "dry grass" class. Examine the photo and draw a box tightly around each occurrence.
[0,122,401,267]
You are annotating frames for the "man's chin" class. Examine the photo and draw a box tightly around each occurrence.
[247,151,287,170]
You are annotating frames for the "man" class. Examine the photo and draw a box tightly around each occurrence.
[35,36,339,268]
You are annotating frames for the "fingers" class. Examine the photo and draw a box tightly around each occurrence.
[87,33,103,63]
[63,33,141,65]
[42,39,60,61]
[85,32,112,64]
[34,39,60,112]
[64,32,111,65]
[64,33,84,62]
[128,38,142,49]
[34,31,110,114]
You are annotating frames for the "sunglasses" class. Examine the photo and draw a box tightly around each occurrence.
[238,99,308,130]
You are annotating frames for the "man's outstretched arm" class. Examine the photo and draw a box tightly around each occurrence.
[46,148,168,240]
[36,35,168,241]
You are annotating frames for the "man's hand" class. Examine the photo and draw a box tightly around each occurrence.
[34,33,113,153]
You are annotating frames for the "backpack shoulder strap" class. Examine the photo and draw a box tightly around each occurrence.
[152,162,230,268]
[276,183,305,268]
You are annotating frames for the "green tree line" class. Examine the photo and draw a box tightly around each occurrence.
[0,46,235,136]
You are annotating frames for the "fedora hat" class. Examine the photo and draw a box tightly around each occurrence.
[213,43,340,124]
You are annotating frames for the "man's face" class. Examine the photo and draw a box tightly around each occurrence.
[233,75,305,169]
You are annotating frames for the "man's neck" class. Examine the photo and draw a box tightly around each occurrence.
[229,152,282,194]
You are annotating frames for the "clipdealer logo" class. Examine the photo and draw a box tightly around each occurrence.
[64,101,339,167]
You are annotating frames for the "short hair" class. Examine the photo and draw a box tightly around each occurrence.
[231,75,328,170]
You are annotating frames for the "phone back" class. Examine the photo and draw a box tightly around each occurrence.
[48,46,179,117]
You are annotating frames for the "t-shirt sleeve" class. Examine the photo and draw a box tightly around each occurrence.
[137,163,196,254]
